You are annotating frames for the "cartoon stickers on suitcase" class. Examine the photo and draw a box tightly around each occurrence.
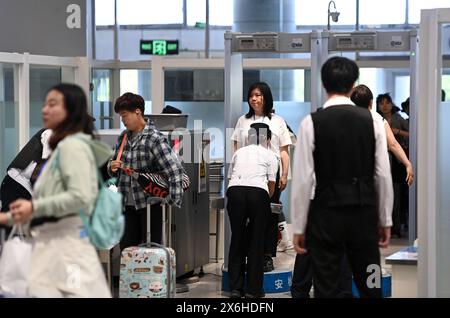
[119,245,176,298]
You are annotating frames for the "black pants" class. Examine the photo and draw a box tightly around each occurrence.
[0,175,31,212]
[306,204,381,298]
[119,204,162,250]
[291,251,353,298]
[227,186,271,295]
[264,169,281,257]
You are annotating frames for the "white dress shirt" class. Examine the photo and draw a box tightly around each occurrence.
[290,96,393,235]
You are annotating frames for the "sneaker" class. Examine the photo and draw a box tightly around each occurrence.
[277,240,294,252]
[230,290,244,298]
[245,291,265,298]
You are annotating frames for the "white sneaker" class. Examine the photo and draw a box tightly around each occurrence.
[277,240,294,252]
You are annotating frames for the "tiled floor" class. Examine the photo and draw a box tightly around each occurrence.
[176,237,410,298]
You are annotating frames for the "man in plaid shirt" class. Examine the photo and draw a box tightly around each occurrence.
[108,92,185,249]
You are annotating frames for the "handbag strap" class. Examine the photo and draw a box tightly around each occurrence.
[116,134,127,162]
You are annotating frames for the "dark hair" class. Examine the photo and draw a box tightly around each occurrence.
[376,93,400,115]
[351,84,373,109]
[249,123,272,145]
[442,89,446,102]
[401,97,410,110]
[48,83,95,150]
[114,92,145,114]
[321,56,359,95]
[245,82,273,119]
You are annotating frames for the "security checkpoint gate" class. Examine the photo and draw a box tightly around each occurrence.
[223,30,418,294]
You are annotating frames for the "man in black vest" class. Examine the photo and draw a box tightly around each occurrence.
[290,56,393,298]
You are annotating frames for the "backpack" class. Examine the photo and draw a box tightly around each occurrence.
[54,143,124,250]
[79,172,124,250]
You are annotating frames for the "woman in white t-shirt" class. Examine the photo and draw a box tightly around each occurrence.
[231,82,293,272]
[227,123,278,298]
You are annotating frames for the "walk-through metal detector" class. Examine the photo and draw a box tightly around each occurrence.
[322,30,419,245]
[224,30,419,271]
[224,31,315,270]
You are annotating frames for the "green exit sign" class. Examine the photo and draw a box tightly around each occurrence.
[140,40,179,55]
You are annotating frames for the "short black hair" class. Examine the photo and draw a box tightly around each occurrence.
[248,122,271,145]
[114,92,145,114]
[245,82,273,119]
[351,84,373,109]
[321,56,359,95]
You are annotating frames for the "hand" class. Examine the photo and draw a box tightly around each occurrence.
[9,199,33,224]
[0,213,8,225]
[378,227,391,248]
[110,160,123,173]
[405,163,414,186]
[293,234,308,254]
[279,175,288,191]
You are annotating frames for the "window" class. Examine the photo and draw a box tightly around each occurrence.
[117,0,183,25]
[409,0,450,24]
[120,69,152,113]
[394,75,410,110]
[95,0,115,26]
[187,0,233,26]
[296,0,356,26]
[359,0,406,25]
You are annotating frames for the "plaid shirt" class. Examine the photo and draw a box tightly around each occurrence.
[108,121,185,209]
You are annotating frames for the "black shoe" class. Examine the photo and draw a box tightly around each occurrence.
[230,290,244,298]
[263,256,274,272]
[245,291,265,298]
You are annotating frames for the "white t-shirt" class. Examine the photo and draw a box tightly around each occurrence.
[228,144,278,194]
[231,114,292,158]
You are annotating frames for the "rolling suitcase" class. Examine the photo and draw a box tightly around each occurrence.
[119,197,176,298]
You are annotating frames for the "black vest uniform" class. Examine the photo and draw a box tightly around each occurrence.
[306,105,382,298]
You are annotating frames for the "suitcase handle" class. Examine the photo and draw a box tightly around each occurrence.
[146,198,172,247]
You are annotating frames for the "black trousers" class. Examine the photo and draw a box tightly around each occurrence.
[290,251,353,298]
[264,169,281,256]
[306,204,382,298]
[227,186,271,295]
[0,175,31,212]
[119,204,162,250]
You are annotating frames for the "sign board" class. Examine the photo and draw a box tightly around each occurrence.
[140,40,179,55]
[0,0,89,56]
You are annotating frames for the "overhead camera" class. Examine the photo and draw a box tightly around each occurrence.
[328,1,340,30]
[330,11,340,23]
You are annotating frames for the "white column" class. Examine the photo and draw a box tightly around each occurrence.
[15,53,30,151]
[311,30,327,111]
[111,65,121,128]
[223,32,243,269]
[75,57,91,112]
[151,56,164,114]
[417,9,440,298]
[408,30,419,244]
